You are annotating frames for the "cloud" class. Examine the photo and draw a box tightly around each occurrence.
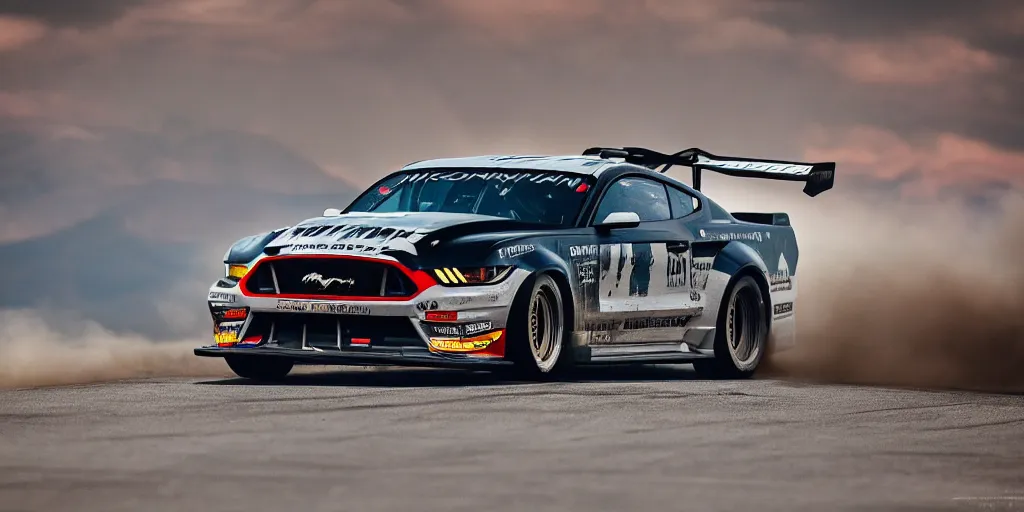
[808,36,1001,85]
[805,126,1024,195]
[0,0,144,27]
[0,16,45,52]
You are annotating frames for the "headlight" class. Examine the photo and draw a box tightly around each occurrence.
[431,266,512,286]
[226,264,249,279]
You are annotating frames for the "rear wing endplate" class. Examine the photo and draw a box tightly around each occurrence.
[582,146,835,197]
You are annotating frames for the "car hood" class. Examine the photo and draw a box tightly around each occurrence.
[264,211,533,256]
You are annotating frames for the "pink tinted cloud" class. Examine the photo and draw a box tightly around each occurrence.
[809,36,1000,85]
[0,16,46,52]
[805,126,1024,194]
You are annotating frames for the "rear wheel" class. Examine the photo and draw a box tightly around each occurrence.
[692,275,768,379]
[504,274,570,379]
[225,356,294,382]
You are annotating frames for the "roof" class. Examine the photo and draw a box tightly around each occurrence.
[401,155,621,175]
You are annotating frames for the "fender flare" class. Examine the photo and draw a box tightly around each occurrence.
[712,241,773,331]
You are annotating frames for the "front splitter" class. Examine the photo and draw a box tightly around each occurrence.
[194,345,513,370]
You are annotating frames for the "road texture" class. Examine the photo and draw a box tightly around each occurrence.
[1,365,1023,512]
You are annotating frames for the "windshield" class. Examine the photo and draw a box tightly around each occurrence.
[345,169,594,226]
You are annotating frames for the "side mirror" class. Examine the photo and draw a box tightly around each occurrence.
[595,211,641,230]
[323,208,342,217]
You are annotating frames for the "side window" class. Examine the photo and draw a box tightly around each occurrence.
[594,177,671,223]
[667,186,700,219]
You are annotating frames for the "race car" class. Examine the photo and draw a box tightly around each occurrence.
[195,146,835,381]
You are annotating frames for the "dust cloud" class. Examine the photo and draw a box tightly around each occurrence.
[746,184,1024,393]
[0,310,230,389]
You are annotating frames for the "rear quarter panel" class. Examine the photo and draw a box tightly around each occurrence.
[687,222,799,353]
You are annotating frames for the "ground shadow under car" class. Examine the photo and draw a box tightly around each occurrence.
[195,363,704,388]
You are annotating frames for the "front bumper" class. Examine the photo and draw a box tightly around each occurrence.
[201,265,529,367]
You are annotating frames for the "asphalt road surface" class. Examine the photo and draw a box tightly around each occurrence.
[2,365,1023,512]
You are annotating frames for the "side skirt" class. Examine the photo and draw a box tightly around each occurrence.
[583,343,715,364]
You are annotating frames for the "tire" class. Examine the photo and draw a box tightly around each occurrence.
[692,275,768,379]
[504,273,571,379]
[225,355,294,382]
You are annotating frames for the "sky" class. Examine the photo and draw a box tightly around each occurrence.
[0,0,1021,340]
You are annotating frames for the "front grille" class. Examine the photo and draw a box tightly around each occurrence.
[245,313,424,350]
[244,257,418,298]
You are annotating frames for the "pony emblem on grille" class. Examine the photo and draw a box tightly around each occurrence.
[301,272,355,290]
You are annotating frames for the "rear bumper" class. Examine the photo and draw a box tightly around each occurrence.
[194,345,513,370]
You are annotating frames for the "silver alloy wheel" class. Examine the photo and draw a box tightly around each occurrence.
[528,282,563,372]
[725,285,764,371]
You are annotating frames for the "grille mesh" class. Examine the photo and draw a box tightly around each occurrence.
[244,257,417,298]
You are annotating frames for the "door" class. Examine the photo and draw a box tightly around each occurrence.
[588,176,699,343]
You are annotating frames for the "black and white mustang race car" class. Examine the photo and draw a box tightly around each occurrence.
[196,146,835,381]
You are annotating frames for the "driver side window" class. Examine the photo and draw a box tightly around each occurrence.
[595,177,671,223]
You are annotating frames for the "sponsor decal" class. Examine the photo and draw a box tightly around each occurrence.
[429,338,489,352]
[214,321,243,346]
[396,171,584,189]
[701,231,764,243]
[430,324,463,337]
[769,254,793,292]
[281,224,421,255]
[287,224,416,244]
[695,155,813,175]
[600,243,655,297]
[416,300,440,311]
[425,325,501,353]
[290,242,411,254]
[498,244,535,259]
[569,245,599,258]
[576,260,597,285]
[301,272,355,290]
[591,331,612,344]
[690,259,713,291]
[424,321,493,337]
[208,292,236,303]
[666,252,686,288]
[425,310,458,322]
[276,300,371,315]
[222,308,248,320]
[774,302,794,316]
[214,332,238,345]
[621,316,693,330]
[584,320,622,331]
[689,290,702,301]
[463,321,493,336]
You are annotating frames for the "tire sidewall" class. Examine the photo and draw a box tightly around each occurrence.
[717,275,768,375]
[506,273,567,375]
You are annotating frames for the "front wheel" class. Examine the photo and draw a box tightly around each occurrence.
[504,274,570,379]
[692,275,768,379]
[225,356,294,382]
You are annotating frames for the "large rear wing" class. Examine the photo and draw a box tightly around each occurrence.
[582,146,835,197]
